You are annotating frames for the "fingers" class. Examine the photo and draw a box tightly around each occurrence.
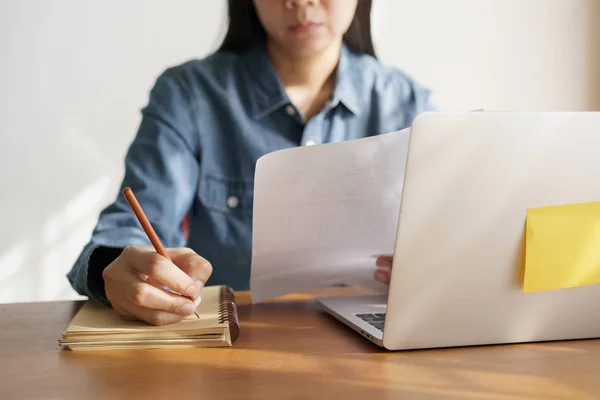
[119,302,188,326]
[374,255,393,284]
[122,247,201,299]
[106,269,201,326]
[374,268,391,284]
[375,256,393,268]
[128,281,201,316]
[167,248,213,288]
[104,246,211,326]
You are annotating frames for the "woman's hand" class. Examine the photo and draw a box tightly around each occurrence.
[374,256,393,284]
[102,246,213,325]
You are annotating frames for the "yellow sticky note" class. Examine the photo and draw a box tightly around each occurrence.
[524,201,600,292]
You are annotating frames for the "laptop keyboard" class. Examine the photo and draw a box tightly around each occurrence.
[355,313,386,331]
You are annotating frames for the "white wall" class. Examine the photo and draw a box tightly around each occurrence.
[0,0,598,303]
[0,0,227,303]
[373,0,600,111]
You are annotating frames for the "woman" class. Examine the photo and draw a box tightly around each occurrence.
[67,0,435,325]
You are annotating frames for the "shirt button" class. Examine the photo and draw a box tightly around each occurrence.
[286,105,296,116]
[305,140,317,146]
[327,98,339,107]
[226,195,239,209]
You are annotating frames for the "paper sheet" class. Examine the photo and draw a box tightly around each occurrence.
[523,201,600,292]
[250,129,411,303]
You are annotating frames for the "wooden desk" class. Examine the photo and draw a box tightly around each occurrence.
[2,287,600,399]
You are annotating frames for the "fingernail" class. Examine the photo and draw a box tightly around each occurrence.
[196,280,204,290]
[184,284,198,298]
[181,302,195,315]
[194,296,202,307]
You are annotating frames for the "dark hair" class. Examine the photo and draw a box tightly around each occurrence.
[217,0,376,58]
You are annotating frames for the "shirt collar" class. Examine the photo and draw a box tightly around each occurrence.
[244,41,361,120]
[331,43,360,115]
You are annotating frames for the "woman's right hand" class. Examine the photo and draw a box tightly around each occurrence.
[102,246,213,325]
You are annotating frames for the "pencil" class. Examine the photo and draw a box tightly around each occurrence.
[122,187,200,318]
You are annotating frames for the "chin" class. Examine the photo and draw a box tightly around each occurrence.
[286,38,338,57]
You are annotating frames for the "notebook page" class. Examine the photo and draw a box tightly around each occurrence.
[66,285,223,333]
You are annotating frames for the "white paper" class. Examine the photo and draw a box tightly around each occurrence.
[250,128,411,303]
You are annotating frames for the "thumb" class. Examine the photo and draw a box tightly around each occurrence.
[167,248,213,286]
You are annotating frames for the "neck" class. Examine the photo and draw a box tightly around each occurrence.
[266,40,342,89]
[266,40,342,121]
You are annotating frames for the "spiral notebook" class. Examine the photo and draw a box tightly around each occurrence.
[59,285,240,350]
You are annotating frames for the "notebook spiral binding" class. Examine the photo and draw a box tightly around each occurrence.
[218,286,240,342]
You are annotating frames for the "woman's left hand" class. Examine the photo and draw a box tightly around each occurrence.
[374,256,393,284]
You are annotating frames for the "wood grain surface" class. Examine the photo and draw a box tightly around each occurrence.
[1,286,600,399]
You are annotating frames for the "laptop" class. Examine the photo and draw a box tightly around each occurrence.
[317,111,600,350]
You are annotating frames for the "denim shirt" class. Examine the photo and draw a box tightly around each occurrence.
[67,41,435,305]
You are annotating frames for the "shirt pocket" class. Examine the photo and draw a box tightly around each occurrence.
[198,173,254,217]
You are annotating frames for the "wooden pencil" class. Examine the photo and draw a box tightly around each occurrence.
[122,187,200,318]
